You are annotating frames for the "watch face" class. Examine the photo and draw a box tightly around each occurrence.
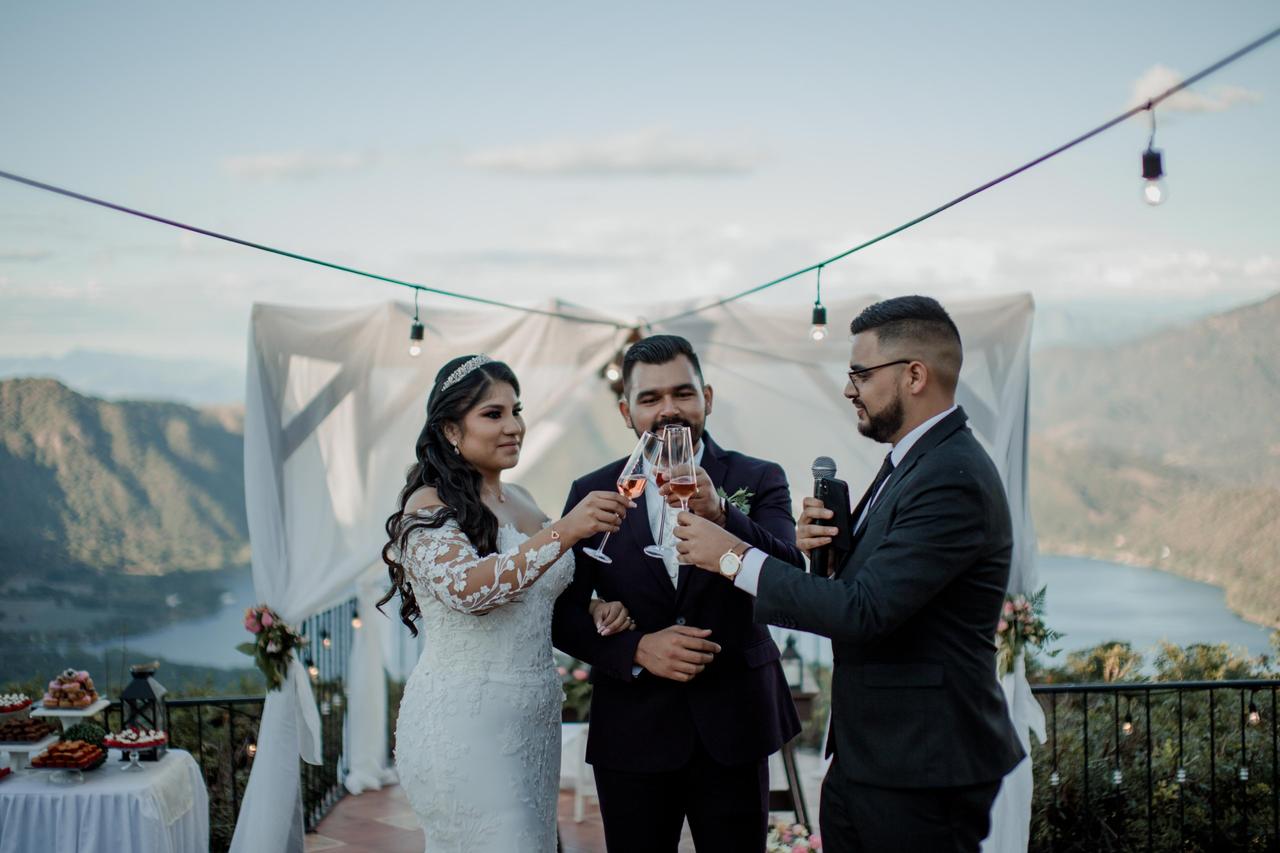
[719,552,741,577]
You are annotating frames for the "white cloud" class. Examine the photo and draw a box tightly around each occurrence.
[1129,65,1263,114]
[463,128,763,177]
[222,150,378,181]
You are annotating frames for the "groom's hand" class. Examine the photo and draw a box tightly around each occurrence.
[635,625,721,682]
[660,467,725,525]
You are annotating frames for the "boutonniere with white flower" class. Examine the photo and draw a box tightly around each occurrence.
[717,486,754,514]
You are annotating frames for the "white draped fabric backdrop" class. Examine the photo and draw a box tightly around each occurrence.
[230,293,1041,853]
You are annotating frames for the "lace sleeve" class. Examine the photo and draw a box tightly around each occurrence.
[401,515,564,615]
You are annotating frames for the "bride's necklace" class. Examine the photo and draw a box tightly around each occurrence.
[484,483,507,503]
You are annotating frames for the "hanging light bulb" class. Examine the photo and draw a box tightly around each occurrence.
[1142,149,1165,205]
[321,630,331,649]
[1141,107,1166,206]
[604,362,622,383]
[351,607,363,630]
[1121,712,1134,736]
[247,742,257,758]
[810,305,828,341]
[409,288,425,356]
[307,658,319,679]
[1248,700,1261,726]
[809,266,828,342]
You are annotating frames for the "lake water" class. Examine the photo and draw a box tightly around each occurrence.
[104,555,1276,672]
[1035,554,1275,658]
[92,566,260,670]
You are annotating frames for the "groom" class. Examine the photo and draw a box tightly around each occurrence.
[673,297,1024,852]
[552,334,804,853]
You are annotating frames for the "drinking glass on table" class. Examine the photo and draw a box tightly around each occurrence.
[583,431,662,564]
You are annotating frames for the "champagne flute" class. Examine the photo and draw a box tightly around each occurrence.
[665,426,698,540]
[643,427,673,559]
[584,431,662,564]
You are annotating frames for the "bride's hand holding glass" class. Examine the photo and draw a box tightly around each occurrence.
[558,491,633,544]
[584,431,663,564]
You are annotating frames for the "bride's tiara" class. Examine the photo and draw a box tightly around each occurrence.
[440,354,494,391]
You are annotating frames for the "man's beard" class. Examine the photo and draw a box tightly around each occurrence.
[647,416,702,446]
[857,393,904,444]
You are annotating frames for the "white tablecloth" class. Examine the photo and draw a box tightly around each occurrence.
[0,749,208,853]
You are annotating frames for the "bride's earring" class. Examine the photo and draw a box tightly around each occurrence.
[451,441,460,454]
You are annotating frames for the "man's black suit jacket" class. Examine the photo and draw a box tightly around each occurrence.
[552,433,803,773]
[754,408,1025,789]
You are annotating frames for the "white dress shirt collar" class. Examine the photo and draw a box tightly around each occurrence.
[889,404,958,467]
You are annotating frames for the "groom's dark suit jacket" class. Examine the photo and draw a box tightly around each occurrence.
[552,432,803,773]
[755,408,1025,789]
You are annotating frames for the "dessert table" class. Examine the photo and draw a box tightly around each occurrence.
[0,748,208,853]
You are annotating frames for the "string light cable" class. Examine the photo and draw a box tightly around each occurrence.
[0,168,624,330]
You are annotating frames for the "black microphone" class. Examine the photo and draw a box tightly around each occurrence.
[810,456,837,576]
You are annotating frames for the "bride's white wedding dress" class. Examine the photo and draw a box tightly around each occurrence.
[394,514,574,852]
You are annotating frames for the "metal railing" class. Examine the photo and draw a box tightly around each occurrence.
[1029,679,1280,852]
[298,598,355,829]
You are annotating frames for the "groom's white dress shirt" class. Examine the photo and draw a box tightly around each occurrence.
[645,440,706,586]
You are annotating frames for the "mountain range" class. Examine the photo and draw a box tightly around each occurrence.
[0,378,247,578]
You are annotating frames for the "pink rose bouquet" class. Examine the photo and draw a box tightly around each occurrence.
[995,586,1063,676]
[237,604,307,690]
[555,654,593,722]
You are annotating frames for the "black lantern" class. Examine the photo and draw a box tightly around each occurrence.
[121,662,168,760]
[780,635,805,692]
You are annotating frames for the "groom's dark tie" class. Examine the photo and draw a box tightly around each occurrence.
[850,453,895,536]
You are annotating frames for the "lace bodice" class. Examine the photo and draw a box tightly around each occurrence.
[401,516,574,681]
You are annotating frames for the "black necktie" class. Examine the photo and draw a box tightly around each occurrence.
[851,453,895,535]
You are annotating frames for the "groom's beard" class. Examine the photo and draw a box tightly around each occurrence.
[858,392,904,444]
[647,416,702,448]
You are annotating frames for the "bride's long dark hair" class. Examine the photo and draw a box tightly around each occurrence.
[377,355,521,635]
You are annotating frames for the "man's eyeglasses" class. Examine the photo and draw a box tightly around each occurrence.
[846,359,914,391]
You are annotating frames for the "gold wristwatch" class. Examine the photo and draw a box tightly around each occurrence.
[718,542,751,579]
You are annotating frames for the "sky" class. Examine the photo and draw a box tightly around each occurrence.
[2,2,1277,367]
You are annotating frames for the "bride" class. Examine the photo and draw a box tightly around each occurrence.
[378,354,634,851]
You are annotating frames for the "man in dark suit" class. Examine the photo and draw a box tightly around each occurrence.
[673,297,1024,853]
[552,334,804,853]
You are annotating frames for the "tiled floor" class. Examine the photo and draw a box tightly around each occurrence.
[306,750,825,852]
[304,786,620,853]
